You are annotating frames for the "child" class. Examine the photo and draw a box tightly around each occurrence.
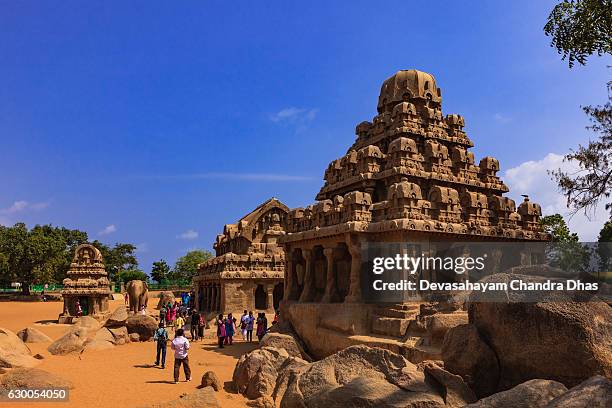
[170,329,191,383]
[225,313,235,345]
[175,313,185,333]
[153,322,168,369]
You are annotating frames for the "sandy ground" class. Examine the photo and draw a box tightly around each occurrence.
[0,299,256,408]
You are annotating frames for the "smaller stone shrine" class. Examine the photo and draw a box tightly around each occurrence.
[58,243,111,323]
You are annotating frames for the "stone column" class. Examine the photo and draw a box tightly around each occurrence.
[216,284,221,312]
[321,247,338,303]
[210,285,215,311]
[266,284,274,312]
[299,249,314,302]
[284,251,294,301]
[345,234,362,303]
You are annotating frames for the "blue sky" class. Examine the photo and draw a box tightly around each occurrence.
[1,1,610,271]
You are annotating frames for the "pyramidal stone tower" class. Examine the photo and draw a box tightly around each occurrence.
[58,243,111,323]
[278,69,546,358]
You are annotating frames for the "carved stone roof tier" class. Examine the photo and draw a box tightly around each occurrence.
[61,243,111,296]
[198,198,288,279]
[284,69,547,242]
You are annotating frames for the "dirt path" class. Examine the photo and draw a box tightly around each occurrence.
[0,300,255,407]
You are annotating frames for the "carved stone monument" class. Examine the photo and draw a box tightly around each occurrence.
[193,198,287,314]
[58,244,111,324]
[278,69,547,358]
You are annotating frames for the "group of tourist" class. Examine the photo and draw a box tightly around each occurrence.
[214,310,276,348]
[153,323,191,383]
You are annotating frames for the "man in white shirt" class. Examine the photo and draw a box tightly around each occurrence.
[170,328,191,383]
[240,310,249,341]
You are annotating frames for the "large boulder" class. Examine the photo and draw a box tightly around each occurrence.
[469,273,612,389]
[260,332,312,361]
[545,375,612,408]
[442,323,499,397]
[75,316,101,330]
[465,379,567,408]
[105,306,128,327]
[16,327,53,343]
[108,326,130,345]
[277,345,446,408]
[233,347,292,400]
[47,327,91,355]
[0,327,39,368]
[126,314,158,341]
[142,387,220,408]
[83,339,115,351]
[0,368,74,397]
[421,361,477,407]
[422,311,468,346]
[157,291,175,310]
[200,371,220,392]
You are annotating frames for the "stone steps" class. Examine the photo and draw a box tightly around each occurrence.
[371,316,411,337]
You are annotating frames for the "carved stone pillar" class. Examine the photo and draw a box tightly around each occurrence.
[321,247,338,303]
[299,249,314,302]
[284,251,296,301]
[210,285,216,311]
[266,284,274,312]
[216,284,222,312]
[345,234,362,303]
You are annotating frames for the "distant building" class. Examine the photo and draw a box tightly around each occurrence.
[193,198,288,314]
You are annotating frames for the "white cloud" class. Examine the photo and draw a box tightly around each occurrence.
[270,107,318,123]
[493,113,512,124]
[98,224,117,236]
[177,229,198,240]
[0,200,49,214]
[503,152,609,241]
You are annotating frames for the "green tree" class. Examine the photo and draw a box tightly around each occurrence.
[172,249,212,283]
[91,241,138,281]
[597,220,612,269]
[0,223,88,294]
[544,0,612,68]
[540,214,590,271]
[151,259,171,284]
[117,268,148,283]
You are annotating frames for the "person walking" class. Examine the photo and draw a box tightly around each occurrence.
[246,311,255,342]
[159,305,167,326]
[153,322,169,369]
[190,309,200,341]
[240,310,248,341]
[170,329,191,383]
[75,300,83,317]
[216,314,226,348]
[256,312,268,341]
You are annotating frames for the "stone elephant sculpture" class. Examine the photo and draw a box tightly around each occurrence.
[126,280,148,314]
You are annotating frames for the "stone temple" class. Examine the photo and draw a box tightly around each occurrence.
[58,243,111,323]
[278,69,547,358]
[193,198,287,314]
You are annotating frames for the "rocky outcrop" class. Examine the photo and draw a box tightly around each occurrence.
[201,371,220,392]
[0,368,74,395]
[143,387,220,408]
[468,273,612,390]
[108,326,129,345]
[422,312,468,346]
[465,379,567,408]
[233,347,295,400]
[260,332,312,361]
[421,361,477,407]
[74,316,101,330]
[0,327,40,368]
[545,375,612,408]
[441,323,499,397]
[156,291,175,309]
[277,345,446,408]
[126,314,158,341]
[48,327,91,355]
[105,306,128,327]
[16,327,53,343]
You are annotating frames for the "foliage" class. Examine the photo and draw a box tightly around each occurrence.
[540,214,590,272]
[544,0,612,67]
[597,220,612,269]
[117,268,148,283]
[551,86,612,217]
[91,240,138,281]
[151,259,171,283]
[171,249,212,282]
[0,223,88,294]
